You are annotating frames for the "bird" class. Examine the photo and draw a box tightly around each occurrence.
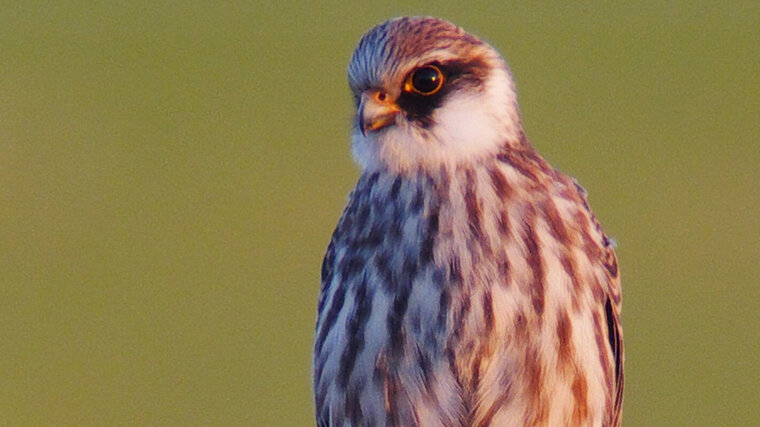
[313,16,623,427]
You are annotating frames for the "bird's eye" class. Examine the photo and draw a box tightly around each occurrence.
[405,65,444,95]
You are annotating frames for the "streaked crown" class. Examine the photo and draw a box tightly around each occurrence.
[347,17,524,174]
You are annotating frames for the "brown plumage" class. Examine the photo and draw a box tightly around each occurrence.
[314,16,623,426]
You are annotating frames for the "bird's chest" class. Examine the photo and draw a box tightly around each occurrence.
[315,167,613,426]
[341,172,510,385]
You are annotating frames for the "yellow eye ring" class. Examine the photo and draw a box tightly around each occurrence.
[404,65,444,95]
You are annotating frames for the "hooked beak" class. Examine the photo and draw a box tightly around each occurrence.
[358,90,400,137]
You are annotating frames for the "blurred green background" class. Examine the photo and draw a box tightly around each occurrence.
[1,1,758,425]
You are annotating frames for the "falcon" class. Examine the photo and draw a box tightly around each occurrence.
[313,16,623,426]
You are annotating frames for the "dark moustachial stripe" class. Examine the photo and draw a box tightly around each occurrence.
[396,57,491,128]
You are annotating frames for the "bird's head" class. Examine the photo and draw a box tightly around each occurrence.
[348,16,523,175]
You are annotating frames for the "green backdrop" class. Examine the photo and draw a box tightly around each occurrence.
[2,2,758,425]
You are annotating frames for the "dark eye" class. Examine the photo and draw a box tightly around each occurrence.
[405,65,444,95]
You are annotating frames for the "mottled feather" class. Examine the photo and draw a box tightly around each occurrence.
[315,16,623,427]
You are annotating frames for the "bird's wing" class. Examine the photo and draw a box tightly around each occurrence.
[598,230,624,426]
[581,177,624,425]
[604,250,624,426]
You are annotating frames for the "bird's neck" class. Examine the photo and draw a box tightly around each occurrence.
[347,140,559,294]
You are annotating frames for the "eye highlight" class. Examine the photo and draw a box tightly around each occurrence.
[404,65,444,96]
